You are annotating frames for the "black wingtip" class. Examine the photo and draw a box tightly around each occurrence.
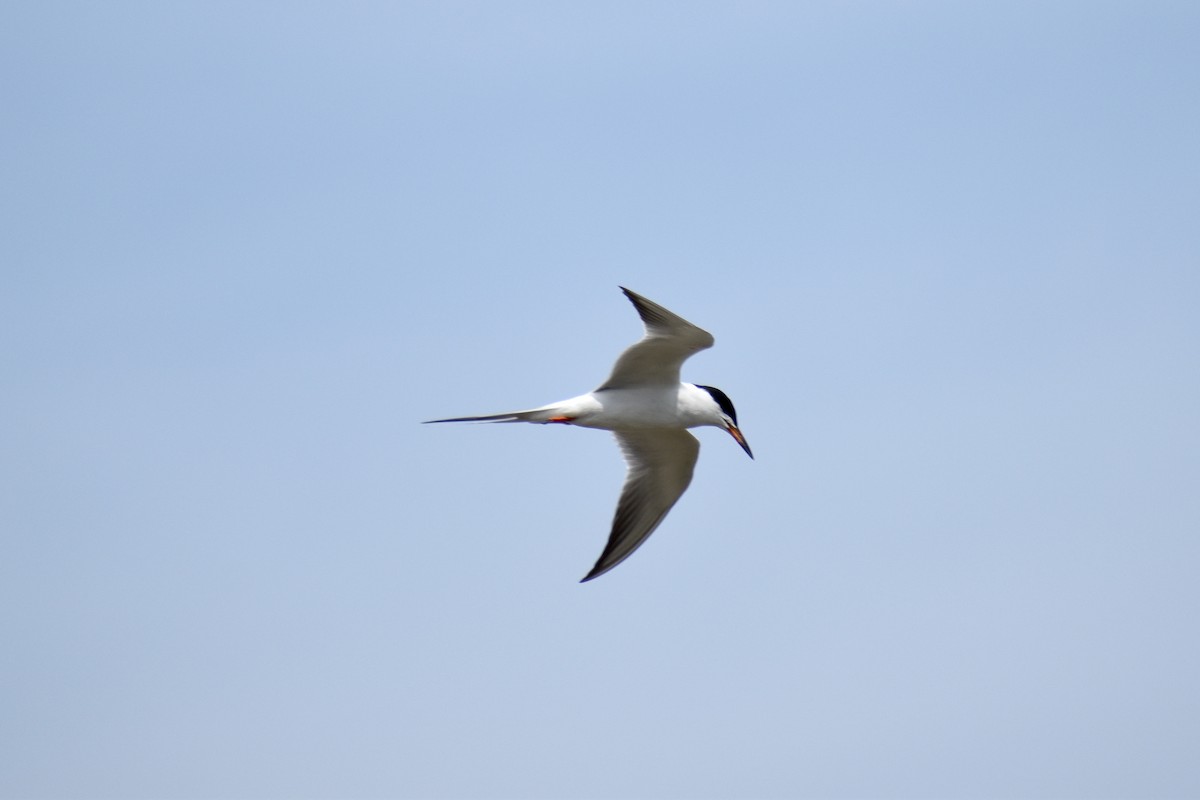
[580,555,619,583]
[579,567,605,584]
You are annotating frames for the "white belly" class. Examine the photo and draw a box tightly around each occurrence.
[556,386,709,431]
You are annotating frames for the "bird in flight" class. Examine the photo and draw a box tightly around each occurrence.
[425,287,753,582]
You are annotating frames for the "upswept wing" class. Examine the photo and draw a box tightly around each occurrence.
[596,287,715,390]
[581,429,701,582]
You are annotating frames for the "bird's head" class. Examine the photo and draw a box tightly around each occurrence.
[696,385,753,459]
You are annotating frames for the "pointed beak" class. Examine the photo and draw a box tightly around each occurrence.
[726,423,753,459]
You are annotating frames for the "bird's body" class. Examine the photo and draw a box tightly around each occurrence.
[446,384,730,430]
[426,287,752,582]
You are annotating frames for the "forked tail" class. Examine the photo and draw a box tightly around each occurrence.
[422,408,552,424]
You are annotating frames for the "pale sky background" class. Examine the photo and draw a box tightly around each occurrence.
[2,2,1199,799]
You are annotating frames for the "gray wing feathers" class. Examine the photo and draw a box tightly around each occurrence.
[596,288,715,390]
[581,429,701,582]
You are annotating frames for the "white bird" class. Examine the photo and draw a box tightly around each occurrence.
[425,287,753,582]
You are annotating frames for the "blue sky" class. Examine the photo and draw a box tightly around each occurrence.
[2,2,1198,798]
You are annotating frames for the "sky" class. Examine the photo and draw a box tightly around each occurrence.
[2,2,1199,798]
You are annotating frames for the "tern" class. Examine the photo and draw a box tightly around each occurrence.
[425,287,753,582]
